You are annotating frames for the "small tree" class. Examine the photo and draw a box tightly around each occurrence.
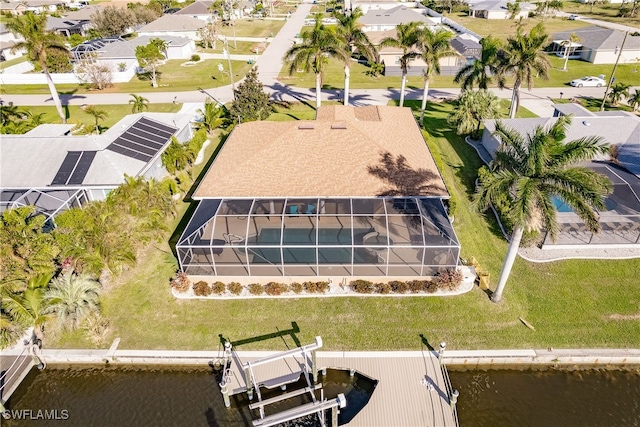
[448,89,502,139]
[628,89,640,112]
[608,82,630,106]
[135,42,164,87]
[561,33,580,71]
[129,93,149,113]
[198,21,221,49]
[91,6,136,37]
[230,67,272,122]
[76,54,113,90]
[197,100,227,132]
[84,105,107,133]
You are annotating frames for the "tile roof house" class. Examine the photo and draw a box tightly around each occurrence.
[0,112,193,224]
[479,104,640,247]
[177,105,461,279]
[551,26,640,65]
[469,0,534,19]
[137,15,207,41]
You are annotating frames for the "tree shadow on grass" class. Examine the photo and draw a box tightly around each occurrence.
[219,321,302,349]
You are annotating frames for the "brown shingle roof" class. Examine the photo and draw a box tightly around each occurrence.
[193,106,448,199]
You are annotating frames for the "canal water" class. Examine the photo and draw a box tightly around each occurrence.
[449,368,640,427]
[3,365,375,427]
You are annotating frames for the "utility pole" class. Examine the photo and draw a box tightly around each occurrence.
[223,37,236,97]
[600,30,628,112]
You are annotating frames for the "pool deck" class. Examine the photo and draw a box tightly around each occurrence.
[222,350,458,427]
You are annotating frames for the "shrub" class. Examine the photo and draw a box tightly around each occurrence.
[249,283,264,295]
[228,282,243,295]
[424,280,438,293]
[265,282,287,296]
[190,54,201,62]
[434,269,463,290]
[212,281,226,294]
[408,280,426,293]
[375,282,391,294]
[389,280,408,294]
[315,281,329,293]
[289,282,303,294]
[170,272,191,293]
[193,280,212,296]
[303,281,324,293]
[350,280,373,294]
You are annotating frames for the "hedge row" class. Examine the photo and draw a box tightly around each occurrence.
[171,277,331,296]
[350,270,462,294]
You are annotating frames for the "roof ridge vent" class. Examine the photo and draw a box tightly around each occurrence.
[298,124,314,130]
[331,123,347,129]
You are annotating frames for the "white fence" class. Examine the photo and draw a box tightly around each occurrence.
[0,60,137,85]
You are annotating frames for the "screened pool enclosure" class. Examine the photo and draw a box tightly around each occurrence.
[177,197,460,277]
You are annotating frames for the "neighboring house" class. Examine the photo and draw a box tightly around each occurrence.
[469,0,534,19]
[23,0,65,14]
[0,23,25,62]
[552,26,640,65]
[176,105,460,280]
[479,104,640,247]
[0,113,193,224]
[360,6,439,32]
[0,2,27,15]
[70,37,125,62]
[46,16,90,37]
[98,35,196,61]
[63,4,105,20]
[137,15,207,41]
[347,0,421,14]
[173,0,214,21]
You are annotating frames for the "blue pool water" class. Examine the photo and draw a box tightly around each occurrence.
[552,196,573,213]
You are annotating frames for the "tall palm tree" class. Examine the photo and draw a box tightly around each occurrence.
[608,82,630,106]
[84,105,107,133]
[454,36,502,91]
[1,273,53,343]
[474,116,611,302]
[129,93,149,113]
[498,23,551,118]
[447,89,502,139]
[417,28,456,123]
[6,13,68,123]
[380,22,421,107]
[628,89,640,112]
[561,32,580,71]
[46,271,101,331]
[197,100,226,133]
[284,15,349,108]
[333,7,376,105]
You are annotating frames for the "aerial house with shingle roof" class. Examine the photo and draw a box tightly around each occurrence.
[176,105,460,279]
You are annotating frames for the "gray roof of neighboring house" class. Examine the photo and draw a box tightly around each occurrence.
[138,15,206,32]
[0,113,192,189]
[46,16,88,31]
[24,0,65,6]
[470,0,534,10]
[552,103,596,117]
[360,6,438,27]
[553,26,640,51]
[483,112,640,177]
[98,35,192,59]
[174,0,214,16]
[24,124,76,137]
[451,35,481,56]
[63,4,105,20]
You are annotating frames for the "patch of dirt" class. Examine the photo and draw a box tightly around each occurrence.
[607,313,640,320]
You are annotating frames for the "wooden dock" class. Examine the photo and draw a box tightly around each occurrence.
[223,350,458,427]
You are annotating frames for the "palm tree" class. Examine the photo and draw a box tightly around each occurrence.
[447,89,502,139]
[474,116,611,302]
[284,15,349,108]
[1,273,53,343]
[6,13,68,123]
[129,93,149,113]
[46,271,101,331]
[333,7,376,105]
[197,100,227,133]
[84,105,107,133]
[561,33,580,71]
[417,28,456,123]
[498,23,551,119]
[454,36,502,91]
[608,82,631,106]
[628,89,640,112]
[380,22,421,107]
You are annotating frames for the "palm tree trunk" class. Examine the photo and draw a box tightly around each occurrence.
[419,78,430,124]
[45,68,66,124]
[563,44,570,71]
[315,73,322,108]
[343,64,350,106]
[399,72,407,107]
[509,80,521,119]
[492,225,524,303]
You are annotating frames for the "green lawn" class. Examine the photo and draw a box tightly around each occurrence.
[49,101,640,352]
[1,60,254,95]
[0,56,27,70]
[219,19,285,38]
[541,55,639,88]
[562,0,640,28]
[200,41,262,55]
[21,103,180,128]
[452,14,591,41]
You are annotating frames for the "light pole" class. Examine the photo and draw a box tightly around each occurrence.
[223,37,236,97]
[600,30,628,112]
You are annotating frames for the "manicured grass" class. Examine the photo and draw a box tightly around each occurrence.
[0,56,27,70]
[20,103,180,128]
[1,59,254,95]
[451,14,590,41]
[562,0,640,28]
[219,19,285,38]
[539,55,639,88]
[49,101,640,352]
[200,41,261,55]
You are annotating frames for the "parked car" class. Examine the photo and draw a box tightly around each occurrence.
[568,14,580,20]
[570,76,605,87]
